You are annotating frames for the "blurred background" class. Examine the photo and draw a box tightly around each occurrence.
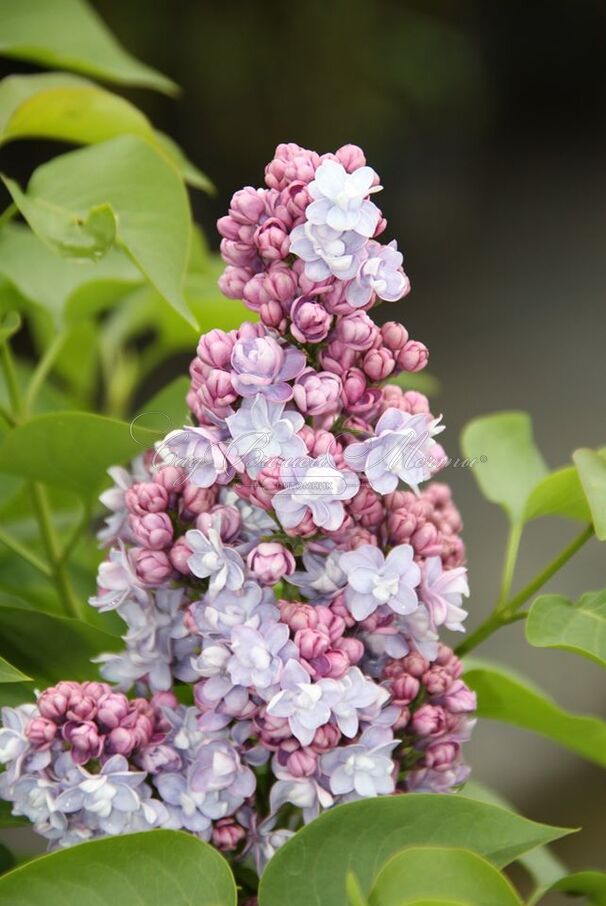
[1,0,604,897]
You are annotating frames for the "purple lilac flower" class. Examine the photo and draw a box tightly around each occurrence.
[306,160,382,236]
[289,222,367,282]
[160,425,233,488]
[339,543,420,621]
[225,394,306,478]
[186,526,245,596]
[273,455,360,532]
[345,240,410,308]
[267,660,331,745]
[230,335,305,402]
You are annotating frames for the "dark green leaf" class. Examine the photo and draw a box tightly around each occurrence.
[526,591,606,668]
[0,830,237,906]
[0,0,177,94]
[368,847,522,906]
[133,376,190,435]
[258,794,572,906]
[461,412,548,523]
[0,655,31,683]
[464,660,606,768]
[573,448,606,540]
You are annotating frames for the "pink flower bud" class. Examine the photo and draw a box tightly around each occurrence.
[212,817,246,852]
[335,312,378,351]
[169,537,193,574]
[319,340,357,375]
[133,548,172,586]
[411,523,441,557]
[265,143,320,191]
[341,368,367,407]
[295,627,330,660]
[290,296,333,344]
[348,485,384,528]
[363,347,395,381]
[286,747,318,778]
[293,369,342,416]
[402,652,430,678]
[153,465,186,495]
[96,692,130,730]
[442,680,476,714]
[218,265,252,300]
[62,720,103,764]
[411,704,446,737]
[397,339,429,372]
[197,329,236,369]
[37,684,75,721]
[26,717,57,749]
[106,726,137,757]
[125,482,168,517]
[255,218,290,262]
[333,636,365,665]
[335,144,367,172]
[259,300,288,332]
[220,237,259,269]
[391,674,420,704]
[381,322,409,352]
[129,512,173,550]
[247,542,295,585]
[229,186,267,224]
[310,723,341,753]
[179,484,217,521]
[196,505,241,542]
[279,601,319,631]
[423,741,459,771]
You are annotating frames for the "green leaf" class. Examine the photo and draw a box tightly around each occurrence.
[526,591,606,668]
[0,605,120,685]
[0,224,142,326]
[573,448,606,539]
[464,660,606,767]
[523,464,592,523]
[534,871,606,905]
[3,135,195,326]
[258,794,572,906]
[346,873,370,906]
[461,412,548,523]
[368,847,522,906]
[0,412,158,497]
[0,843,14,876]
[0,310,21,345]
[0,0,177,94]
[0,830,237,906]
[0,73,212,192]
[0,655,31,683]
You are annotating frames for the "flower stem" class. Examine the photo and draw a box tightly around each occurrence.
[456,523,594,657]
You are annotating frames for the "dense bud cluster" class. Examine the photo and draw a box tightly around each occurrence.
[0,144,475,871]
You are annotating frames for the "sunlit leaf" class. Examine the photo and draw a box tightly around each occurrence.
[464,660,606,767]
[0,655,31,683]
[526,591,606,668]
[0,0,177,94]
[524,463,592,523]
[3,136,195,326]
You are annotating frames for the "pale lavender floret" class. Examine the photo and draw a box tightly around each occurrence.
[225,394,306,479]
[269,768,333,825]
[321,726,398,798]
[340,543,420,621]
[345,240,410,308]
[238,807,297,874]
[344,408,445,494]
[228,622,296,695]
[230,335,306,402]
[190,739,256,803]
[159,425,233,488]
[155,769,213,835]
[289,221,367,282]
[89,543,149,612]
[267,660,331,745]
[306,159,382,237]
[191,580,278,638]
[221,487,278,538]
[287,547,347,600]
[186,526,245,597]
[420,557,469,632]
[273,455,360,532]
[407,761,471,794]
[321,667,390,738]
[95,588,193,692]
[399,605,440,660]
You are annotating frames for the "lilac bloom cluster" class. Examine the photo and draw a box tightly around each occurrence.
[0,144,475,873]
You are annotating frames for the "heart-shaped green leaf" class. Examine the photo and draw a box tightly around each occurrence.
[526,591,606,668]
[461,412,548,523]
[258,794,572,906]
[3,135,195,326]
[0,0,176,94]
[368,847,522,906]
[464,660,606,767]
[0,830,237,906]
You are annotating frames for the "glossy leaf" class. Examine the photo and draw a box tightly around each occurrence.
[523,464,592,523]
[0,655,31,683]
[464,661,606,768]
[3,135,195,326]
[573,448,606,539]
[0,412,158,497]
[526,591,606,668]
[0,605,120,686]
[0,224,141,325]
[0,0,176,94]
[460,412,548,522]
[0,73,211,191]
[368,847,522,906]
[258,794,571,906]
[0,830,237,906]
